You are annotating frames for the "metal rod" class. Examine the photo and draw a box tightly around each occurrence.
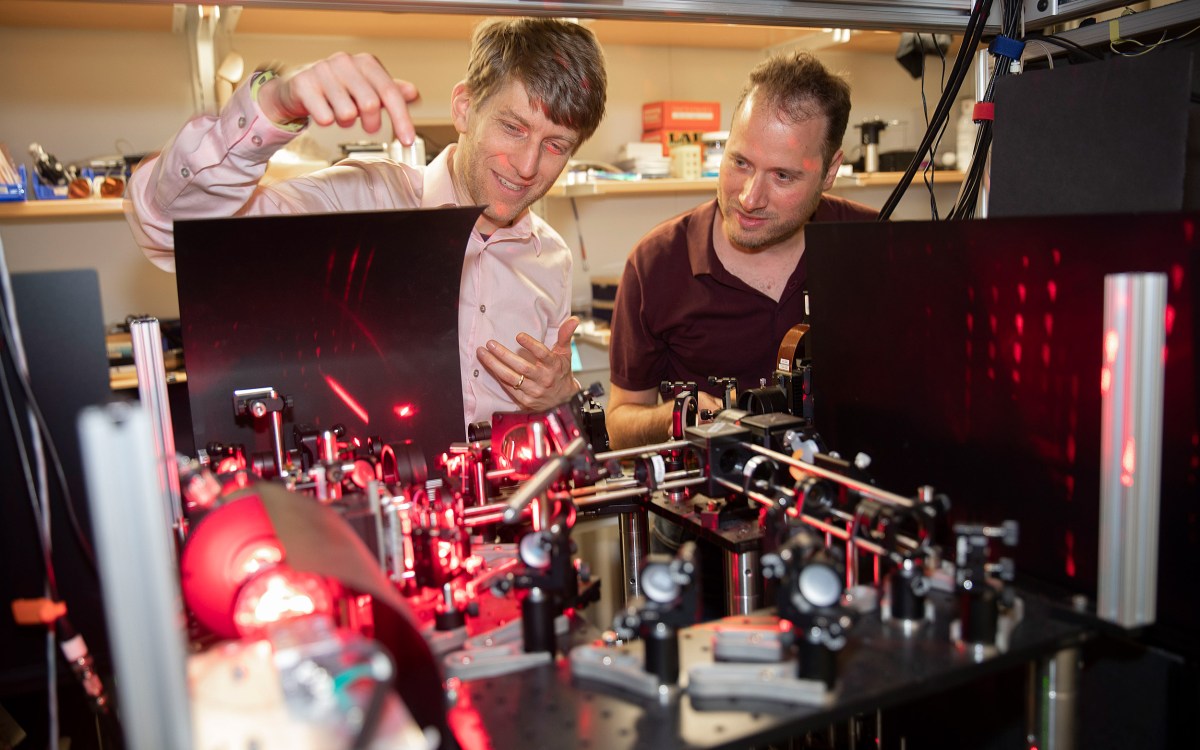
[713,476,773,507]
[463,475,709,527]
[619,507,649,604]
[745,443,915,508]
[500,436,585,524]
[594,439,691,462]
[569,468,697,498]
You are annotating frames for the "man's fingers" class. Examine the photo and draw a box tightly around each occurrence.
[366,71,419,144]
[280,53,418,139]
[553,316,580,351]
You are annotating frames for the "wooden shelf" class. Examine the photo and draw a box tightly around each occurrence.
[546,171,965,199]
[835,169,966,187]
[547,178,717,198]
[0,198,125,222]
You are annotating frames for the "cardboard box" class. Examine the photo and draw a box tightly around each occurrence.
[642,129,709,157]
[642,101,721,132]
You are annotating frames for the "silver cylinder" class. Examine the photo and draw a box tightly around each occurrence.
[618,507,649,604]
[1028,647,1080,750]
[724,549,762,615]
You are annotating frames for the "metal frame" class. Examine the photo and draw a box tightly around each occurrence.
[78,403,193,750]
[1098,273,1166,628]
[147,0,991,33]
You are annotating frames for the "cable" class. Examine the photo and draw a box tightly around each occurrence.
[917,33,951,220]
[877,0,993,221]
[0,235,112,745]
[947,0,1024,219]
[1110,22,1200,57]
[0,231,61,750]
[1026,33,1106,61]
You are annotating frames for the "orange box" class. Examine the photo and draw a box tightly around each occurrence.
[642,101,721,132]
[642,129,708,157]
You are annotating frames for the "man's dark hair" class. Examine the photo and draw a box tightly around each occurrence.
[735,51,852,170]
[465,18,608,146]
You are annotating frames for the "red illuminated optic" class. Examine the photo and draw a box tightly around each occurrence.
[181,496,279,639]
[232,566,334,639]
[350,458,379,489]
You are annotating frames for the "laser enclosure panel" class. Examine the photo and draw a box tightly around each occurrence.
[805,214,1198,651]
[175,207,480,463]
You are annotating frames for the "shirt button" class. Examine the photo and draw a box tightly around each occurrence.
[479,304,486,313]
[180,167,190,178]
[251,135,263,146]
[237,115,246,128]
[473,369,479,378]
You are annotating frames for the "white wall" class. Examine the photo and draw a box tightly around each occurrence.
[0,23,975,325]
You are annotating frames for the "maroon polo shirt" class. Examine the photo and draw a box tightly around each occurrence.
[609,196,877,397]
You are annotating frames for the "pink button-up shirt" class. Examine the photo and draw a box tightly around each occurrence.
[126,82,573,430]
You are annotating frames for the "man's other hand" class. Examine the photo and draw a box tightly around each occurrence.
[478,316,581,412]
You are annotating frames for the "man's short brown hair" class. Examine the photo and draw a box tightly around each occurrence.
[736,51,852,170]
[465,18,608,146]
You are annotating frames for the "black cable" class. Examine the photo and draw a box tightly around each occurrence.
[886,0,992,217]
[947,0,1023,219]
[919,34,952,220]
[1027,33,1106,61]
[0,338,59,599]
[878,0,993,220]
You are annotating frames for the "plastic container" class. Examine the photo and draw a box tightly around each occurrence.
[669,143,702,180]
[701,131,728,177]
[1,164,27,202]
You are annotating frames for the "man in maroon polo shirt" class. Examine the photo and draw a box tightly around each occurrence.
[607,52,877,450]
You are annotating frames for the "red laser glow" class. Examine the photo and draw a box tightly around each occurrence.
[323,373,370,424]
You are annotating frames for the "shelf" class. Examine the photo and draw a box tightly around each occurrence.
[835,169,966,187]
[0,198,125,223]
[547,178,717,198]
[546,171,965,199]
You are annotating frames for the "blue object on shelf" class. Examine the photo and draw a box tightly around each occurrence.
[31,167,70,200]
[1,164,27,202]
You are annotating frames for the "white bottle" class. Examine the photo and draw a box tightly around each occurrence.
[956,100,976,173]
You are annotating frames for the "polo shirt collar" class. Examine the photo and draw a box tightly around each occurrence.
[422,143,542,256]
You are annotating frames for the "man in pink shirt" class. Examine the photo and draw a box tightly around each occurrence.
[126,18,607,429]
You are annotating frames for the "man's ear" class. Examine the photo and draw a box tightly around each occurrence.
[450,81,471,135]
[821,148,844,191]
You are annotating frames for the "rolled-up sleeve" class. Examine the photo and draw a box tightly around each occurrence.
[124,82,301,272]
